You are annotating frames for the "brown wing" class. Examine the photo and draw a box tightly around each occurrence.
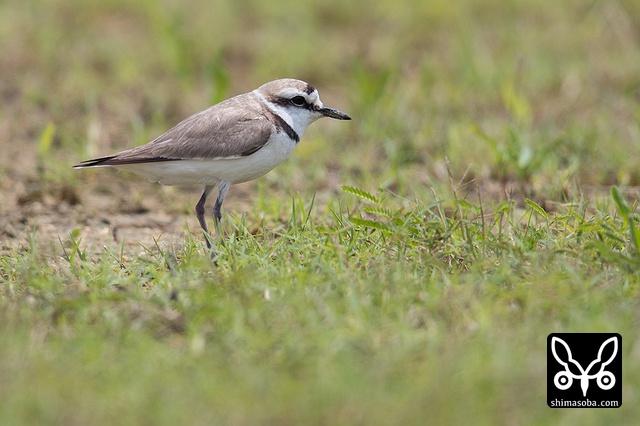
[75,95,273,167]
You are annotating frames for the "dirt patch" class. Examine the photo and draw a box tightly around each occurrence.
[0,160,266,258]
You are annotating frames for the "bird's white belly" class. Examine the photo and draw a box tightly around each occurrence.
[116,133,297,186]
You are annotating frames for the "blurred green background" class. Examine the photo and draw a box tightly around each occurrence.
[1,0,639,425]
[2,0,639,200]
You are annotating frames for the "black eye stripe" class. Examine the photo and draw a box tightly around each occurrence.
[269,94,313,110]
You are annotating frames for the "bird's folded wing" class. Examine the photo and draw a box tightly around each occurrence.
[77,99,273,167]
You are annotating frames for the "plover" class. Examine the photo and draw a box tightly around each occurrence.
[74,78,351,254]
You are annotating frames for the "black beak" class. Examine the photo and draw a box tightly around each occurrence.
[319,106,351,120]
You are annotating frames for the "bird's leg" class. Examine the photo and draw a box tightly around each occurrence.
[212,198,223,246]
[212,182,231,248]
[195,185,215,250]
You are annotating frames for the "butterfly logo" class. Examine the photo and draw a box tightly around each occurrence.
[551,336,618,397]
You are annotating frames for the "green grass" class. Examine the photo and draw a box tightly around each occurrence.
[1,0,640,424]
[2,189,639,424]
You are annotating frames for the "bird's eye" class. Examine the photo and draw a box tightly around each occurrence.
[290,96,306,107]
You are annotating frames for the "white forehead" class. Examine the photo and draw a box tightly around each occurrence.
[278,87,320,104]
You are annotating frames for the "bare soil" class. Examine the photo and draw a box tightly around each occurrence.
[0,157,265,257]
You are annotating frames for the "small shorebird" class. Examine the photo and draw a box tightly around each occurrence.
[74,78,351,255]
